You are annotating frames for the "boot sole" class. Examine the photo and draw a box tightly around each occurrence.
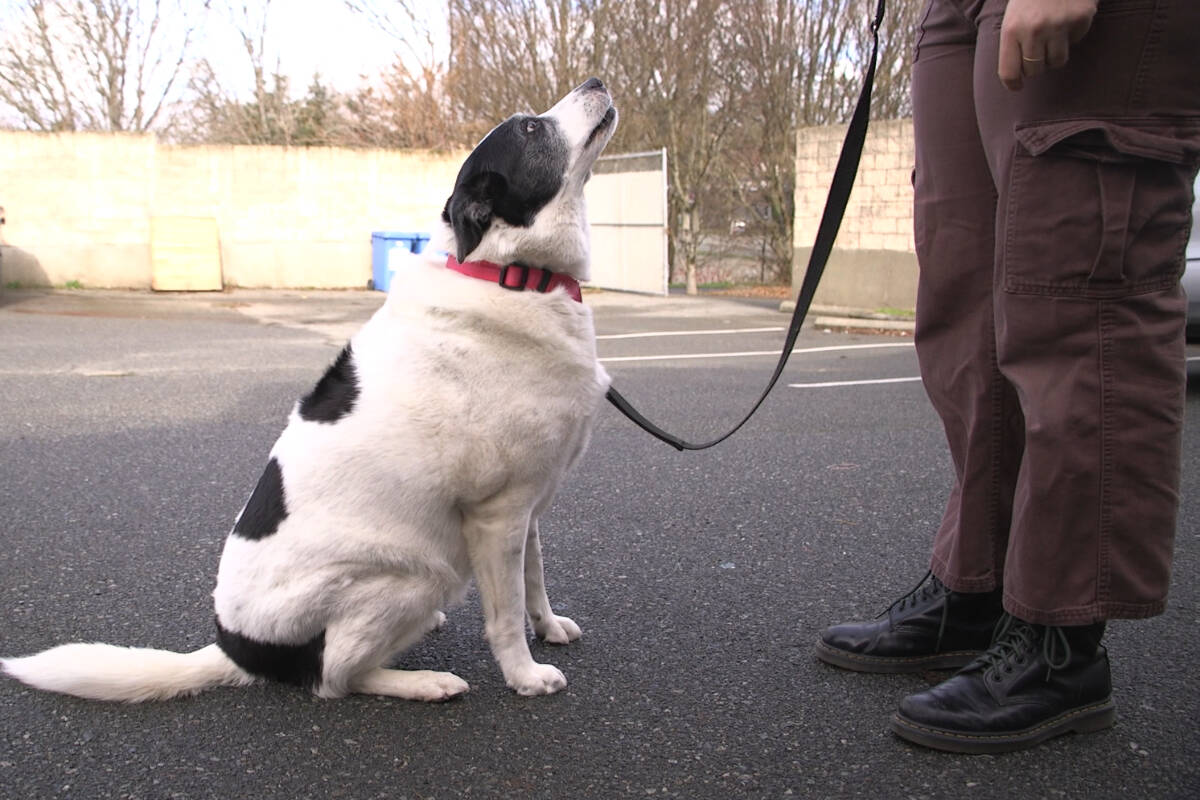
[890,698,1117,754]
[814,637,980,674]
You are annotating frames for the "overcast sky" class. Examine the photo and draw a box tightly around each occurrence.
[196,0,408,95]
[0,0,421,98]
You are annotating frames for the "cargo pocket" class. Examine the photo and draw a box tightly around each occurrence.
[1003,117,1200,299]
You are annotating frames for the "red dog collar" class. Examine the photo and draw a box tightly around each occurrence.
[445,255,582,303]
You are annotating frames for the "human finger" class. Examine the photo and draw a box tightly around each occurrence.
[1020,37,1048,80]
[998,22,1025,90]
[1045,32,1070,69]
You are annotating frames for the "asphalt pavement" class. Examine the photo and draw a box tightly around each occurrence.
[1,287,1197,800]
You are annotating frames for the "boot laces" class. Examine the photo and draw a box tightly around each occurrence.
[980,614,1073,682]
[880,570,947,617]
[878,570,951,651]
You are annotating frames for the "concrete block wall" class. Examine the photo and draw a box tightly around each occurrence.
[0,133,156,288]
[2,125,919,304]
[793,118,918,312]
[0,131,466,289]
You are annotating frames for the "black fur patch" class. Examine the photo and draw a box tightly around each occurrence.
[299,345,359,423]
[443,114,569,261]
[232,457,288,540]
[215,617,325,690]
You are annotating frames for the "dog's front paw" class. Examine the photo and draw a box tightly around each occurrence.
[507,663,567,696]
[408,670,470,702]
[534,614,581,645]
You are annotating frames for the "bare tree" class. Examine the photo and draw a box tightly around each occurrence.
[721,0,817,283]
[859,0,923,120]
[181,0,350,146]
[596,0,738,293]
[0,0,208,132]
[719,0,918,283]
[342,0,461,149]
[182,0,289,143]
[341,63,454,149]
[444,0,609,136]
[343,0,446,85]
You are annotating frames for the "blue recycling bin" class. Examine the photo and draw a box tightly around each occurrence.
[370,231,430,291]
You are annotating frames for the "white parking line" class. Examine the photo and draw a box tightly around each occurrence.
[794,355,1200,387]
[602,350,789,363]
[598,341,913,364]
[795,358,1200,387]
[789,376,923,389]
[597,326,785,340]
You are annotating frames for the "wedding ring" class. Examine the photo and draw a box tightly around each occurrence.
[1022,55,1044,62]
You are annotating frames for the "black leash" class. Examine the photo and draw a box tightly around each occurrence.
[605,0,887,451]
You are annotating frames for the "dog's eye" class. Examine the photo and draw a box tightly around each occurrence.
[524,119,540,134]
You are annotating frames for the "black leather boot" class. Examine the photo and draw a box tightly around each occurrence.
[891,614,1115,754]
[815,571,1004,673]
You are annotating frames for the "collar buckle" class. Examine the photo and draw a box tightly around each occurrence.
[498,262,531,292]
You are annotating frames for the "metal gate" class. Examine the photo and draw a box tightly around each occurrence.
[584,149,668,295]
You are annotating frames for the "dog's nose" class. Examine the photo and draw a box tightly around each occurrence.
[579,77,605,92]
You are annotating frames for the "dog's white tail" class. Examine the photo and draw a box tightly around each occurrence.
[1,643,254,702]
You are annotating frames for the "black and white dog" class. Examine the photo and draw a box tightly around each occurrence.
[2,78,618,702]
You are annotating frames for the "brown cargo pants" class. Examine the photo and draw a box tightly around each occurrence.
[912,0,1200,624]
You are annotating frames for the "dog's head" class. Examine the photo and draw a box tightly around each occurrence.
[439,78,618,278]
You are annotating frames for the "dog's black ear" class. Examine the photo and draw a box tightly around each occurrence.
[447,171,507,262]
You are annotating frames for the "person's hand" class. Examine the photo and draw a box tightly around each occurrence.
[998,0,1098,90]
